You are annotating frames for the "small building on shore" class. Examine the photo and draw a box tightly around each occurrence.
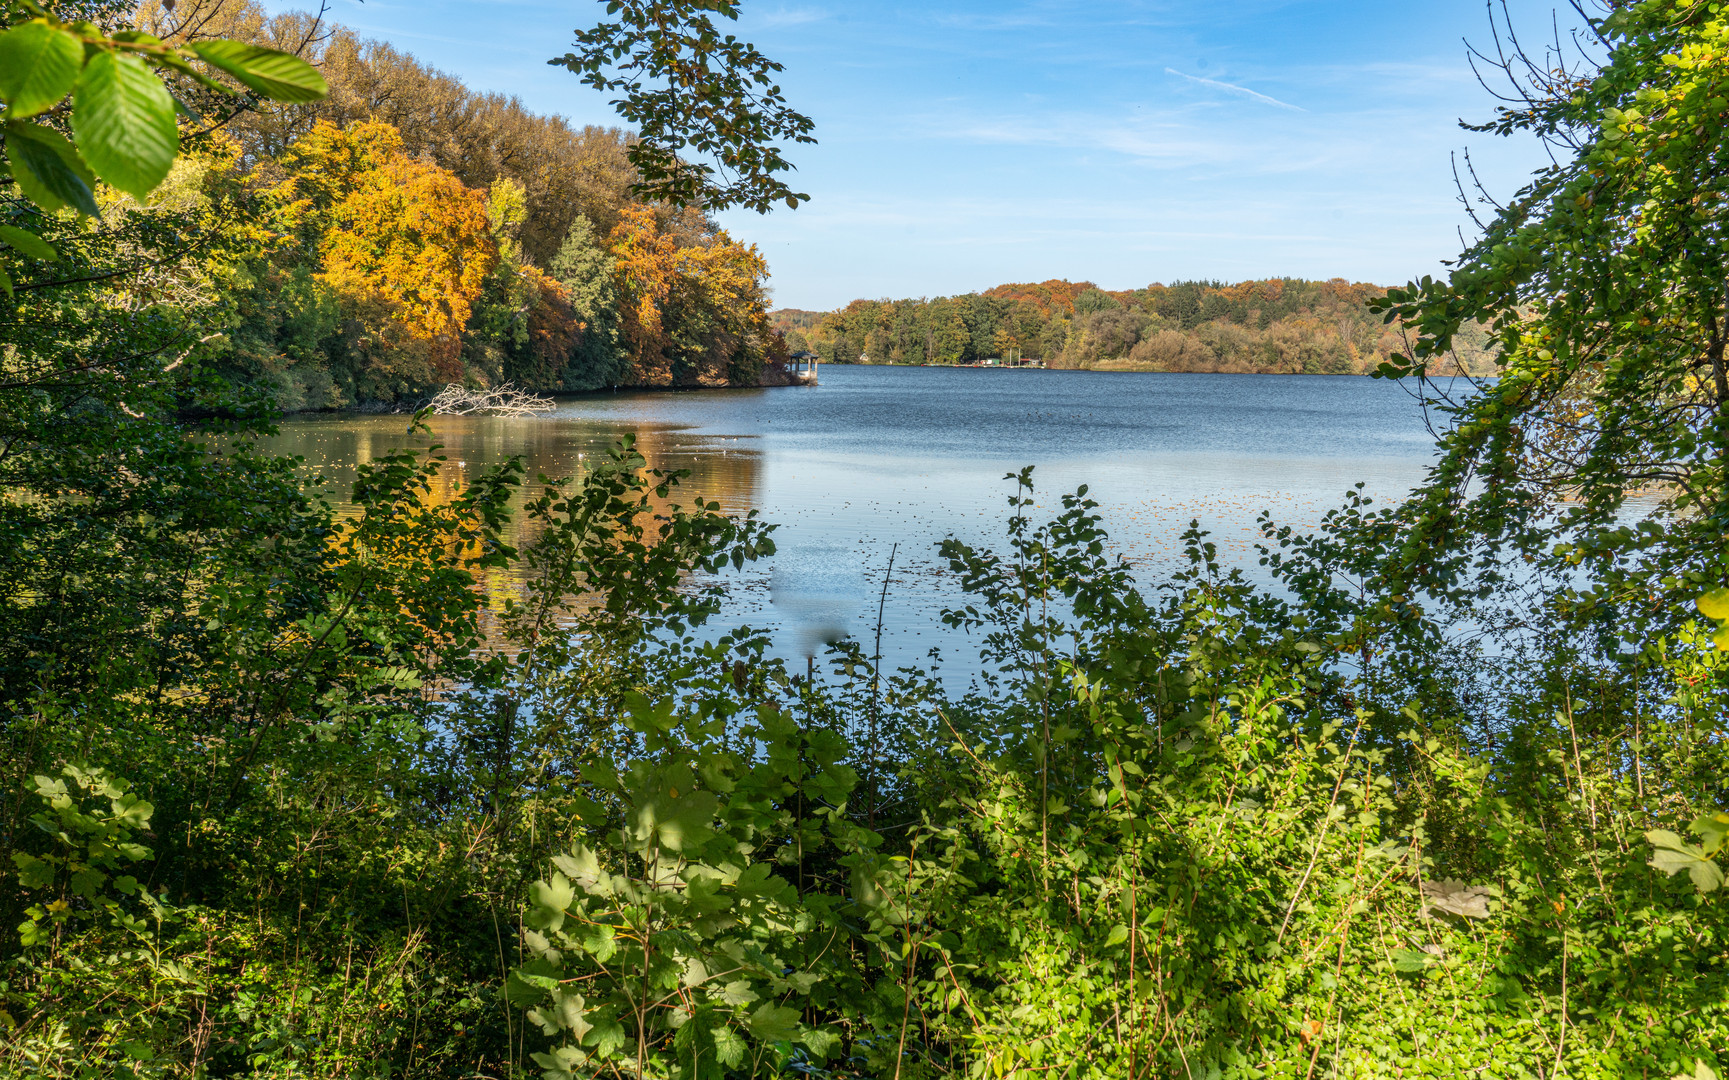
[789,350,820,384]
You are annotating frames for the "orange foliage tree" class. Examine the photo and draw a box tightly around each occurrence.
[277,120,497,392]
[608,205,681,385]
[983,279,1100,318]
[512,265,581,388]
[673,232,773,385]
[607,206,773,387]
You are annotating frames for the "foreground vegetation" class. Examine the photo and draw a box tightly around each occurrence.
[6,0,1729,1077]
[778,278,1499,375]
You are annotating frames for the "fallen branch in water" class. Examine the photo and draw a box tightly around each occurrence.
[427,383,557,417]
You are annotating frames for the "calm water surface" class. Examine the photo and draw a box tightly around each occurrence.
[263,366,1456,671]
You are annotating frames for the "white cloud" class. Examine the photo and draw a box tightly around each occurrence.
[1163,68,1305,111]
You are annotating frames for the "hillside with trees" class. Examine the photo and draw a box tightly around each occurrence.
[787,276,1497,374]
[122,0,791,409]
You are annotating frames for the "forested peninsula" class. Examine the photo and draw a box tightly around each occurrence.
[779,277,1498,374]
[121,2,792,411]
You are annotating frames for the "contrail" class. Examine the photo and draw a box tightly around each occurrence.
[1165,68,1305,111]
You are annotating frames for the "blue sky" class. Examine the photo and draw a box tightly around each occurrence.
[262,0,1565,309]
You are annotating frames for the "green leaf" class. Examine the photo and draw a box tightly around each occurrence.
[588,1015,628,1056]
[712,1024,747,1067]
[626,768,717,854]
[1647,829,1725,893]
[0,265,11,299]
[720,979,759,1006]
[5,121,100,215]
[1104,924,1129,948]
[747,1003,800,1042]
[12,853,52,889]
[550,988,593,1040]
[188,40,329,103]
[684,871,733,916]
[505,958,560,1006]
[69,865,105,897]
[580,923,616,962]
[72,49,179,200]
[113,794,153,829]
[735,862,786,899]
[527,873,576,930]
[529,1046,589,1080]
[0,225,58,260]
[0,21,84,118]
[1698,589,1729,622]
[1695,812,1729,857]
[551,844,603,890]
[1389,948,1435,972]
[801,1026,840,1058]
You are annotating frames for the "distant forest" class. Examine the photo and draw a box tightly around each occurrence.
[776,278,1497,375]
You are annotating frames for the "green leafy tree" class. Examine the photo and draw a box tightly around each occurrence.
[551,213,629,390]
[1371,0,1729,630]
[550,0,814,213]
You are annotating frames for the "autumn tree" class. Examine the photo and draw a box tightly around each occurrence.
[606,205,774,386]
[140,0,668,265]
[670,229,775,385]
[466,178,584,392]
[608,205,681,386]
[277,120,496,394]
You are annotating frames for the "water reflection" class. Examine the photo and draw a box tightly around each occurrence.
[262,369,1458,673]
[261,411,764,542]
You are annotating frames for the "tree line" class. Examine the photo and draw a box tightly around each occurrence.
[782,276,1498,374]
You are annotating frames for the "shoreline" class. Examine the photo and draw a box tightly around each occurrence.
[815,362,1487,378]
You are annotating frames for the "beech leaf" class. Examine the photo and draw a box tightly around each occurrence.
[0,21,85,118]
[188,41,329,103]
[5,121,100,215]
[72,49,179,200]
[0,225,59,261]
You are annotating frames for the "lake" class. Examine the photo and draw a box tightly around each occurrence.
[261,366,1457,673]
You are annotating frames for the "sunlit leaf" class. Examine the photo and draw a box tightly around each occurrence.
[0,21,85,118]
[72,49,179,200]
[5,121,100,215]
[189,40,330,103]
[527,873,576,930]
[1695,812,1729,857]
[1648,829,1725,893]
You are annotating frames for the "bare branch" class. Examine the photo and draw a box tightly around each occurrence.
[427,383,557,417]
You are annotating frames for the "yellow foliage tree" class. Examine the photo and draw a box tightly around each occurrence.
[608,205,681,386]
[608,205,772,387]
[276,119,497,391]
[675,233,773,385]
